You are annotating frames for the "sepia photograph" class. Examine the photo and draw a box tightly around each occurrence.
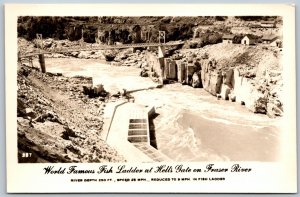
[17,15,284,163]
[6,4,296,193]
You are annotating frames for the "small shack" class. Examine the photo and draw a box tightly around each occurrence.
[222,34,234,44]
[262,35,280,47]
[241,35,256,45]
[260,21,276,28]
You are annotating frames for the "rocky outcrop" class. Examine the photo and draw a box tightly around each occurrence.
[202,62,281,116]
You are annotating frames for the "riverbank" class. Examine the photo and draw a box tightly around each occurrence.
[17,65,125,163]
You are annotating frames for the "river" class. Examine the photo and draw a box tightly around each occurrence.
[36,57,282,162]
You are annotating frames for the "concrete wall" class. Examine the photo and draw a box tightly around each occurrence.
[145,52,177,82]
[146,52,163,79]
[176,60,186,83]
[164,58,177,80]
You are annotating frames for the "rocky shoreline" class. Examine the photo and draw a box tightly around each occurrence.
[17,65,125,163]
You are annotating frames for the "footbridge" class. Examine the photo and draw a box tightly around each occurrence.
[18,41,184,59]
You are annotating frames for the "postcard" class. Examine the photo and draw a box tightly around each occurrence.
[5,3,297,193]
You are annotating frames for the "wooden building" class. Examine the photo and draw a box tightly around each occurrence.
[262,35,281,47]
[222,34,234,44]
[241,35,256,45]
[260,21,276,28]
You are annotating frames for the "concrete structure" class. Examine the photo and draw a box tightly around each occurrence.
[164,58,177,80]
[177,61,186,83]
[127,107,150,144]
[105,101,171,162]
[158,45,166,58]
[222,34,234,44]
[241,35,256,45]
[95,29,106,44]
[186,63,195,84]
[260,21,276,28]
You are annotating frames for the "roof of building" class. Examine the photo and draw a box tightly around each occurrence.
[262,34,278,41]
[242,35,256,40]
[222,34,234,39]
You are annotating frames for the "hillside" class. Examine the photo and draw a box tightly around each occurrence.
[18,16,282,44]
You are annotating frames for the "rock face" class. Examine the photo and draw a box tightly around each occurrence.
[179,49,283,117]
[17,66,125,163]
[200,59,222,96]
[232,68,268,114]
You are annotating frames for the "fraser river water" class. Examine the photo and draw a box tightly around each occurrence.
[42,58,282,162]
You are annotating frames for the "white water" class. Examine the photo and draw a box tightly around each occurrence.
[36,57,282,162]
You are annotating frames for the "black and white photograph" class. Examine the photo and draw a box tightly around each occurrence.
[17,15,284,163]
[6,4,297,193]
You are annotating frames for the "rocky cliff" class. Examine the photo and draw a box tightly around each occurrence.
[171,43,283,118]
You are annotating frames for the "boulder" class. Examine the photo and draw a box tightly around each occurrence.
[25,108,36,118]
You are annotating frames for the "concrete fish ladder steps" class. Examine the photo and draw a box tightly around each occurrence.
[103,101,171,162]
